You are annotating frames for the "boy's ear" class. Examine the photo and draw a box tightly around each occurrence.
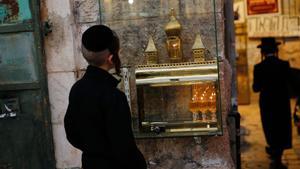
[107,54,114,65]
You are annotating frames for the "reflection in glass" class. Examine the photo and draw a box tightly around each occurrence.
[0,32,38,84]
[189,82,217,122]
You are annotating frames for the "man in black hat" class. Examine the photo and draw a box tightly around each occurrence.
[64,25,147,169]
[253,37,291,169]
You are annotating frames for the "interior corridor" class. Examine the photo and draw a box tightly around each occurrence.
[239,95,300,169]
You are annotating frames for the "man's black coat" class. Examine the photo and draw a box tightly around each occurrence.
[253,56,292,150]
[64,65,146,169]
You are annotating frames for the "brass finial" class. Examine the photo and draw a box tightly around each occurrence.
[164,8,182,37]
[145,36,157,52]
[192,34,205,49]
[192,34,206,62]
[144,36,158,64]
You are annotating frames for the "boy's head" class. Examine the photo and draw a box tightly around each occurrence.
[81,25,121,74]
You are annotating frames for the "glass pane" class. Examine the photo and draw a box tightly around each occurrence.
[137,81,218,134]
[0,32,38,84]
[100,0,215,21]
[0,0,32,24]
[100,0,219,66]
[107,0,222,136]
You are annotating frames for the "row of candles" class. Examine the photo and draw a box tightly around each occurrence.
[189,83,217,122]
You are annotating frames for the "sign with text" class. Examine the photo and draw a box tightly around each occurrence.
[247,15,300,37]
[247,0,281,15]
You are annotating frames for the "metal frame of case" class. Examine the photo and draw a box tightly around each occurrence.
[133,61,222,138]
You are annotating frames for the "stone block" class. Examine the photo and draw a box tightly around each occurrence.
[45,14,76,72]
[48,72,76,124]
[46,0,71,17]
[52,124,82,168]
[73,0,100,23]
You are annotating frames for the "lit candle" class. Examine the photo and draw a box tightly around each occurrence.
[171,42,178,58]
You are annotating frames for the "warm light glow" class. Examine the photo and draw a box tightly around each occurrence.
[128,0,134,4]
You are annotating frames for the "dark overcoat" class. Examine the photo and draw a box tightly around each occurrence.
[64,65,146,169]
[253,56,292,149]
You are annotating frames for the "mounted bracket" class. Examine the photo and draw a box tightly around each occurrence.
[43,20,53,36]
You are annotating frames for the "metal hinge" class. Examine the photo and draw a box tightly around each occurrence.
[43,20,53,36]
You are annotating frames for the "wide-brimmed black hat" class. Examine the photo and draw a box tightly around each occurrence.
[257,37,281,48]
[82,25,114,52]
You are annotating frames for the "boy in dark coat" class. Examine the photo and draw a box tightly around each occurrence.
[253,37,291,169]
[64,25,147,169]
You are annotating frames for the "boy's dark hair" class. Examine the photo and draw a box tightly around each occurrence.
[81,25,120,73]
[82,25,113,52]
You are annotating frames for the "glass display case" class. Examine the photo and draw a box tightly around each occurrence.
[101,0,222,137]
[134,61,221,137]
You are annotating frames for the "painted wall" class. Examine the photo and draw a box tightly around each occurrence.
[42,0,235,168]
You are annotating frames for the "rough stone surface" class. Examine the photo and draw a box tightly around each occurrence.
[44,0,76,72]
[48,72,80,167]
[52,124,82,168]
[43,0,81,168]
[48,72,76,125]
[73,0,100,23]
[137,134,234,169]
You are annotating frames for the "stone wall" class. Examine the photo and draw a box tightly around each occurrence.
[43,0,235,168]
[41,0,82,168]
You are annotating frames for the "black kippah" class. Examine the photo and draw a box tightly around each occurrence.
[82,25,113,52]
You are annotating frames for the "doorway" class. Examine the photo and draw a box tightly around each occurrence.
[233,0,300,168]
[0,1,55,168]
